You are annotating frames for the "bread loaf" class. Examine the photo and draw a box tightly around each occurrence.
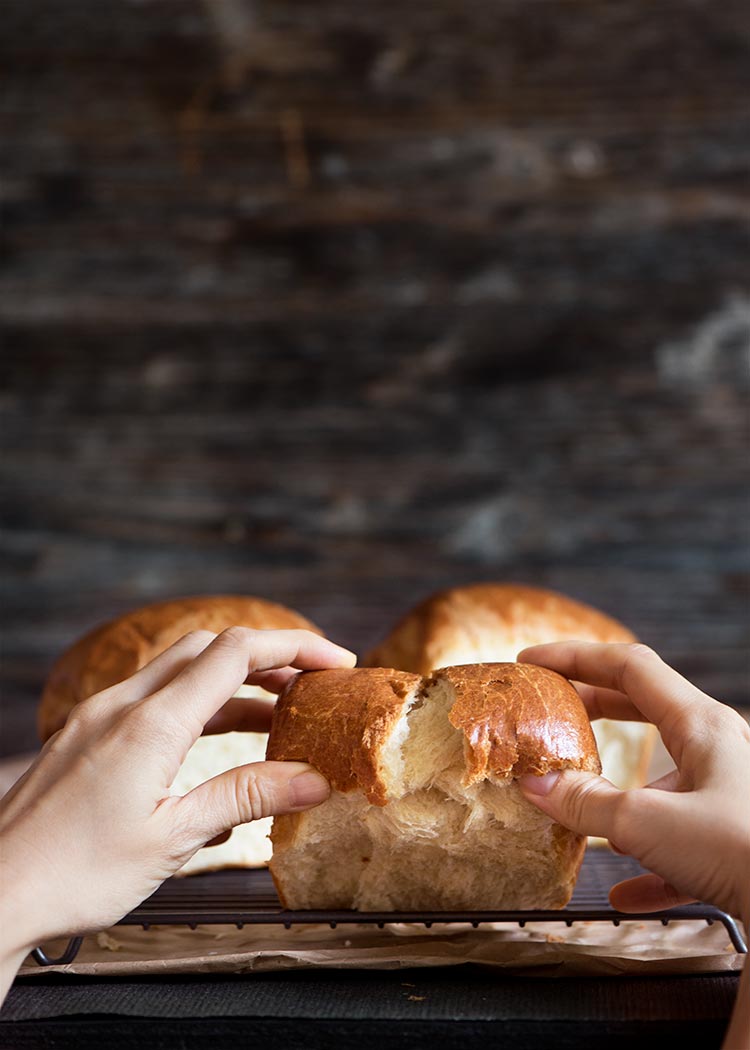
[365,584,656,793]
[38,594,321,875]
[267,663,600,911]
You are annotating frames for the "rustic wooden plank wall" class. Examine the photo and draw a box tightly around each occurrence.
[1,0,749,755]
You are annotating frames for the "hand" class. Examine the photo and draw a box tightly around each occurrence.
[0,627,356,995]
[517,641,750,922]
[516,641,750,1050]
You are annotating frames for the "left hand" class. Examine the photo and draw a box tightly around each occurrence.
[0,627,355,991]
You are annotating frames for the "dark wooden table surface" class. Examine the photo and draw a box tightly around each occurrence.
[1,1,749,762]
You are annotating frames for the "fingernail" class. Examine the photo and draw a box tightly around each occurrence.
[288,770,330,809]
[518,772,560,796]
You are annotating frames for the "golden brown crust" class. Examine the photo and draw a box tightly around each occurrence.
[438,663,601,783]
[38,595,321,740]
[266,668,422,805]
[266,662,599,802]
[363,583,658,796]
[364,583,636,672]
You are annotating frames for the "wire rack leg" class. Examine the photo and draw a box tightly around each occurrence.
[720,917,748,954]
[32,937,84,966]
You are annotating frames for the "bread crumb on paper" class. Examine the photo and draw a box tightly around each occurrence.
[96,932,123,952]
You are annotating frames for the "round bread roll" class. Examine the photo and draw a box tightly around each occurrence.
[365,583,656,795]
[38,595,322,875]
[267,663,601,911]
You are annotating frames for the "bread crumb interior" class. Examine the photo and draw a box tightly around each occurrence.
[271,676,580,910]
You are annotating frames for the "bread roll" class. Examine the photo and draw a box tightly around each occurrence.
[38,595,321,875]
[365,584,656,794]
[267,663,600,911]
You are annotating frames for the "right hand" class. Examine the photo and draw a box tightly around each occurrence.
[516,641,750,924]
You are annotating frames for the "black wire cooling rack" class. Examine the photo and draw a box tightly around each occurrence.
[32,850,747,965]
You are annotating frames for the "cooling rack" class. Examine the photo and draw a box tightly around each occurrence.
[32,850,747,965]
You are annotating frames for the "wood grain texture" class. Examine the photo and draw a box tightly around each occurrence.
[1,0,748,755]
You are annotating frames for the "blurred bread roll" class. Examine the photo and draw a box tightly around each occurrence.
[365,583,657,796]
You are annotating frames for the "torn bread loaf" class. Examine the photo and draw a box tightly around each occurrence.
[38,594,321,875]
[365,583,656,793]
[267,663,600,911]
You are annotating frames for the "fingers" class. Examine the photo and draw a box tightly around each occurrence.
[202,695,276,736]
[518,641,713,735]
[202,668,320,735]
[609,873,697,913]
[105,630,219,705]
[518,768,685,898]
[148,628,356,731]
[518,768,631,842]
[244,667,311,694]
[173,760,330,850]
[571,682,649,723]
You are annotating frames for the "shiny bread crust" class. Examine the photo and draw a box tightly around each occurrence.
[266,662,600,799]
[38,594,320,739]
[365,583,636,673]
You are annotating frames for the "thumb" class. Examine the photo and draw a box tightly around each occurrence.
[609,873,697,912]
[174,761,330,851]
[518,769,625,841]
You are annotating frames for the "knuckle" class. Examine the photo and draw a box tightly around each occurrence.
[619,643,660,691]
[40,727,71,762]
[665,703,700,740]
[661,881,685,909]
[40,728,62,753]
[627,643,658,659]
[562,775,603,831]
[62,697,100,735]
[233,768,276,823]
[609,790,641,851]
[683,703,750,760]
[715,704,749,738]
[217,625,257,653]
[666,698,724,755]
[698,705,727,736]
[116,702,168,747]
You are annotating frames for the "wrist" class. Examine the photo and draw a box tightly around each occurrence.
[0,858,54,958]
[0,942,31,1005]
[0,885,40,1004]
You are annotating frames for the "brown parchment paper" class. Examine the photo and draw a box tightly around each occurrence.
[4,752,746,980]
[17,918,744,979]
